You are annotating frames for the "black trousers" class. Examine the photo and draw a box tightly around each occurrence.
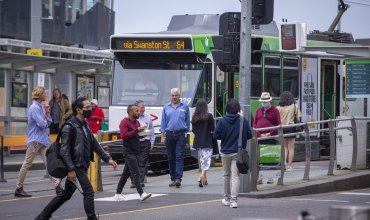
[117,153,143,195]
[36,167,97,220]
[131,140,150,184]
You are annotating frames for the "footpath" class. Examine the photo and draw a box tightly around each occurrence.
[1,154,369,198]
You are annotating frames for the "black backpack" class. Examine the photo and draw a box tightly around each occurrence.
[46,122,75,179]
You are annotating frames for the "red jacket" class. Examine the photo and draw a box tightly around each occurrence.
[87,106,104,133]
[253,106,281,137]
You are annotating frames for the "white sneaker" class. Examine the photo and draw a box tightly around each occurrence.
[230,201,238,208]
[114,193,127,201]
[286,166,293,172]
[140,192,152,201]
[222,198,230,206]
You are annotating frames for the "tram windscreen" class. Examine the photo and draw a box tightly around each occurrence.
[112,60,204,106]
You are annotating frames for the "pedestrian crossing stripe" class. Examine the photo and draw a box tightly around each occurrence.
[95,193,167,202]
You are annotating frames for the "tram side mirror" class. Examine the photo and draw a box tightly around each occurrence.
[216,66,225,83]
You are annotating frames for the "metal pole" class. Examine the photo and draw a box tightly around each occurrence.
[0,136,6,182]
[350,117,357,171]
[239,0,252,193]
[31,0,42,49]
[303,123,311,181]
[328,119,335,176]
[277,126,285,185]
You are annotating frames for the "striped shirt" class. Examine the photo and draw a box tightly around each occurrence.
[138,113,155,145]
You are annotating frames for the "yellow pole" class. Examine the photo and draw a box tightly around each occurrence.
[88,133,103,192]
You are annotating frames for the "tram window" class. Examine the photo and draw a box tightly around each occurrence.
[251,66,262,97]
[192,62,212,106]
[265,56,280,66]
[282,57,299,97]
[264,67,280,97]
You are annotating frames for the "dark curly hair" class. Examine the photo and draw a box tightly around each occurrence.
[226,99,240,114]
[278,91,295,107]
[191,99,208,124]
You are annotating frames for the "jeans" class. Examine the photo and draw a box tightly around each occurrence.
[221,155,240,202]
[49,123,59,135]
[16,142,60,189]
[117,153,143,195]
[36,167,97,220]
[165,132,186,181]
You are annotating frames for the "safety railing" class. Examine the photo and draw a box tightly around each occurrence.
[250,116,370,191]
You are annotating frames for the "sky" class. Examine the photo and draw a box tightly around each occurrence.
[113,0,370,39]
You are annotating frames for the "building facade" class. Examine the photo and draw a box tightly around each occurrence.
[0,0,114,135]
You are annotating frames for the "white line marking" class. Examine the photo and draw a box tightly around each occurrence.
[339,192,370,196]
[94,193,167,202]
[292,198,349,203]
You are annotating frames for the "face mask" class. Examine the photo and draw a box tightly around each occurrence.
[82,109,92,118]
[261,102,269,108]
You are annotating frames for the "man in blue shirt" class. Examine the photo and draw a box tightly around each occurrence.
[15,87,62,197]
[160,88,190,188]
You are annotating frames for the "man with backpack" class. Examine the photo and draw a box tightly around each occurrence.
[35,97,117,220]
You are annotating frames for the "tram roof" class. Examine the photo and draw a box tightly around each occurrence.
[0,39,112,74]
[302,46,370,58]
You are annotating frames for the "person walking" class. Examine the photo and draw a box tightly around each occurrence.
[35,97,118,220]
[14,87,62,198]
[254,92,281,184]
[191,99,215,187]
[214,99,252,208]
[49,88,72,134]
[160,88,190,188]
[114,104,152,202]
[129,100,155,188]
[87,99,105,133]
[276,91,301,172]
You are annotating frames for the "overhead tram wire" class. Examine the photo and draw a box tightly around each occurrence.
[344,0,370,6]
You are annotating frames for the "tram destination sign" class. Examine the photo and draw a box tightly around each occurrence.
[346,59,370,98]
[110,36,193,52]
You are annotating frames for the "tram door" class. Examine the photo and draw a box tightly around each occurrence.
[320,60,340,122]
[215,66,234,117]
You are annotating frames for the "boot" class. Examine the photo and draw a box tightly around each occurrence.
[15,187,32,197]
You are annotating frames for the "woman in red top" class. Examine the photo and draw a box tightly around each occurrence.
[87,99,104,133]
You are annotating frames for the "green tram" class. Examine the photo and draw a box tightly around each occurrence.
[109,14,358,171]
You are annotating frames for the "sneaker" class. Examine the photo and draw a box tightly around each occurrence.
[114,193,128,201]
[14,187,32,197]
[286,166,293,172]
[267,178,274,184]
[230,201,238,208]
[257,178,263,185]
[222,198,230,206]
[140,192,152,201]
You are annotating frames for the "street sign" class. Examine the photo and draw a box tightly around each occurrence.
[346,59,370,98]
[27,49,43,56]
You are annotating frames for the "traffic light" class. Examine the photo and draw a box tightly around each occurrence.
[252,0,274,25]
[211,35,232,64]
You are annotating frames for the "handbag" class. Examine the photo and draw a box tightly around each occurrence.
[283,104,302,134]
[46,123,75,179]
[100,119,109,131]
[236,116,250,174]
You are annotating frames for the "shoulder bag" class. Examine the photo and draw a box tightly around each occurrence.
[236,116,249,174]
